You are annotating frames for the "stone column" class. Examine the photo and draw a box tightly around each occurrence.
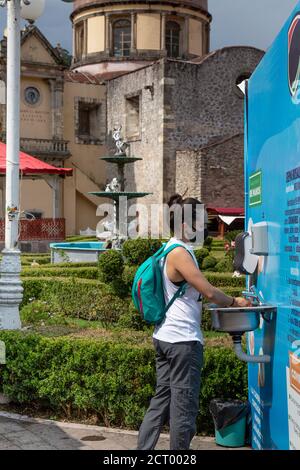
[130,12,136,54]
[72,24,76,63]
[45,176,62,219]
[105,13,111,55]
[49,78,64,141]
[182,16,189,58]
[161,12,166,52]
[83,19,88,57]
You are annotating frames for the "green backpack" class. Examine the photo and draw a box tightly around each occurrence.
[132,243,188,325]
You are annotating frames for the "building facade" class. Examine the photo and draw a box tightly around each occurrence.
[107,47,264,208]
[0,25,107,238]
[71,0,211,77]
[0,1,265,244]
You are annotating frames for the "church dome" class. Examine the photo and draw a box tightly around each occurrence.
[71,0,212,78]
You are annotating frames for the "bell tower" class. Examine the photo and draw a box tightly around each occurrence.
[71,0,211,78]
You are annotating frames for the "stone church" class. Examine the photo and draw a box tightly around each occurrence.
[0,0,264,240]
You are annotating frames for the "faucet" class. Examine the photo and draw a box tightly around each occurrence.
[242,285,264,305]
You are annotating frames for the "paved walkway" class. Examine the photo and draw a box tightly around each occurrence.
[0,412,249,451]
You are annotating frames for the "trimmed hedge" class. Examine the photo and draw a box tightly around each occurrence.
[194,248,210,268]
[21,277,108,307]
[65,236,98,242]
[21,267,99,280]
[0,331,247,434]
[21,277,128,325]
[122,239,162,265]
[214,258,234,273]
[20,273,244,311]
[98,250,124,283]
[204,273,245,287]
[21,257,51,267]
[201,256,218,271]
[44,262,97,268]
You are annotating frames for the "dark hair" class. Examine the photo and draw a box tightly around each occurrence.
[168,193,203,234]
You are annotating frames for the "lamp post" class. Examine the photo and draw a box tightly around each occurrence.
[0,0,68,330]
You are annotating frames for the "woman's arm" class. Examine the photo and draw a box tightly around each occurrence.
[168,247,250,308]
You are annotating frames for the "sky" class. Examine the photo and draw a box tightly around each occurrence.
[0,0,299,53]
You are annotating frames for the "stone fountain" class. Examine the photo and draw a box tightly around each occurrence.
[89,126,151,248]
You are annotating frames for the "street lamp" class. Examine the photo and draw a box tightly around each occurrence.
[0,0,71,330]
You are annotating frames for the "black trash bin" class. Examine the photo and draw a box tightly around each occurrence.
[209,399,250,448]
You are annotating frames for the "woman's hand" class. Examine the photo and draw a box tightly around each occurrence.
[233,297,252,308]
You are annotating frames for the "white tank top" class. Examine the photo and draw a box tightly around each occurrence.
[153,238,204,344]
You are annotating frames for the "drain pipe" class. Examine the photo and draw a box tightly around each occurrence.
[232,335,271,364]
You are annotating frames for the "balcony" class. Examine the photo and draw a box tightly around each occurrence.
[0,134,71,162]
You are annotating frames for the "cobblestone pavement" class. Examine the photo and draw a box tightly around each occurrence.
[0,412,250,451]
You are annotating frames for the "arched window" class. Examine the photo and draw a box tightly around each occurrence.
[166,21,181,58]
[113,19,131,57]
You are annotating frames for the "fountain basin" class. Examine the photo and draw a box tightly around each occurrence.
[88,191,152,201]
[50,241,107,263]
[208,305,276,333]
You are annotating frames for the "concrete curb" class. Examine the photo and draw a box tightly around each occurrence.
[0,410,215,443]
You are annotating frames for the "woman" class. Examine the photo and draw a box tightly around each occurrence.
[137,194,251,450]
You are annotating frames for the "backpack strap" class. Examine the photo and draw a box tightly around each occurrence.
[162,282,187,314]
[155,243,187,261]
[156,243,191,314]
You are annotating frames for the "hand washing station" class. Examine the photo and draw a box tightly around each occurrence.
[221,1,300,450]
[209,301,276,364]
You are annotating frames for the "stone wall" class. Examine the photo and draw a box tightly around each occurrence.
[163,47,264,198]
[106,46,264,212]
[107,61,165,206]
[176,133,244,207]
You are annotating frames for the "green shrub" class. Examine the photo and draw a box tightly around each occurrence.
[201,307,212,331]
[20,300,52,325]
[201,256,218,271]
[122,239,162,266]
[42,262,97,268]
[39,278,125,324]
[65,235,98,242]
[22,267,99,280]
[117,302,148,331]
[122,265,138,291]
[203,236,213,251]
[109,277,130,299]
[20,300,67,327]
[21,277,46,306]
[98,250,124,283]
[214,258,234,273]
[0,331,247,434]
[194,248,210,268]
[21,256,51,265]
[198,346,247,432]
[88,294,129,326]
[204,273,245,287]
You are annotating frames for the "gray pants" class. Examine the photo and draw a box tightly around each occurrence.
[137,338,203,450]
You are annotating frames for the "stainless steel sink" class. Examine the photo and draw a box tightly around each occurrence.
[208,305,276,333]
